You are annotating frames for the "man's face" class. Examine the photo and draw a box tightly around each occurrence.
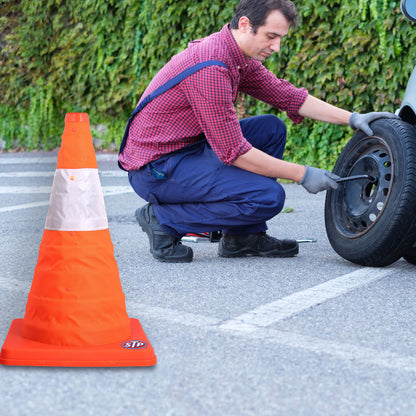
[239,10,290,61]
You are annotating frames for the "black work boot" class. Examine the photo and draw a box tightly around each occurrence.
[136,204,193,263]
[218,232,298,258]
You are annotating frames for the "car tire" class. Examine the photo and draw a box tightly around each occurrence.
[403,243,416,265]
[324,118,416,266]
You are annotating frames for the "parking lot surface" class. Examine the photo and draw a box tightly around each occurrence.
[1,151,416,416]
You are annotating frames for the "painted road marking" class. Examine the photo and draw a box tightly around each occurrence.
[0,186,133,194]
[0,201,50,213]
[218,267,395,332]
[0,170,126,178]
[0,172,54,178]
[0,154,117,164]
[0,167,131,212]
[234,327,416,373]
[126,297,416,373]
[2,266,414,372]
[0,186,55,194]
[0,187,134,213]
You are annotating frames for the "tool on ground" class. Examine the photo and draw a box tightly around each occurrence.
[182,231,222,242]
[183,233,317,244]
[296,238,317,243]
[335,174,377,183]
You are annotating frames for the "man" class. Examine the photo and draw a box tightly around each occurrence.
[119,0,396,263]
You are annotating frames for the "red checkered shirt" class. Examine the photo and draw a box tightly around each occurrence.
[118,24,308,171]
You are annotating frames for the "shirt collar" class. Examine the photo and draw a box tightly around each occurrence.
[220,24,249,70]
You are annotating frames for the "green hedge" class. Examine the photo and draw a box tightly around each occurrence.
[1,0,415,168]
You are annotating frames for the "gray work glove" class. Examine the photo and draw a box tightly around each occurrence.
[299,165,340,194]
[349,111,399,136]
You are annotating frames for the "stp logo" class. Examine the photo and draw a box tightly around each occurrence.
[121,340,147,349]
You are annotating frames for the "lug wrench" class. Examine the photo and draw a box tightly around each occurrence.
[183,234,318,244]
[336,174,377,183]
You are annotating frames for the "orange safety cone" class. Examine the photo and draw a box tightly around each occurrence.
[0,113,156,367]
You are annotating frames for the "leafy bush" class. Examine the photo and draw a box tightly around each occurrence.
[1,0,415,168]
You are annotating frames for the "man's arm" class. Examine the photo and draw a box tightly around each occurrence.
[298,94,351,124]
[232,148,338,194]
[298,94,399,135]
[232,147,306,181]
[231,95,348,181]
[231,94,348,181]
[232,95,396,190]
[231,95,351,184]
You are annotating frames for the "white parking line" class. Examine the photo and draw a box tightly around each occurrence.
[2,267,414,372]
[0,201,50,213]
[0,186,53,194]
[0,186,133,194]
[0,187,134,212]
[0,156,58,165]
[237,327,416,373]
[219,267,395,332]
[0,154,117,164]
[127,300,416,373]
[0,170,126,178]
[0,172,54,177]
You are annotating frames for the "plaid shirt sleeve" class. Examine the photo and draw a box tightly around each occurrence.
[240,61,308,124]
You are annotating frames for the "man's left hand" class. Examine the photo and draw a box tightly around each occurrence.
[349,112,400,136]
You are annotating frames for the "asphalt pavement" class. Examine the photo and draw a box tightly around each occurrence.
[1,150,416,416]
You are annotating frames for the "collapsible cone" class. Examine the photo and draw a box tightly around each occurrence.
[0,113,156,366]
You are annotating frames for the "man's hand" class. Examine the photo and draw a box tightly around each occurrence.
[299,165,339,194]
[349,112,399,136]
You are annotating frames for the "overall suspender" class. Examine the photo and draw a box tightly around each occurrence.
[118,60,228,170]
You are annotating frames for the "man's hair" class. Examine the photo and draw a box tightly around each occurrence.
[230,0,298,33]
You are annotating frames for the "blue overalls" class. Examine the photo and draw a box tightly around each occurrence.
[119,61,287,239]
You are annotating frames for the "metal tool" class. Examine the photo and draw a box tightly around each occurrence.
[336,174,377,183]
[182,233,210,243]
[182,235,205,243]
[296,238,317,243]
[182,231,222,243]
[183,233,318,244]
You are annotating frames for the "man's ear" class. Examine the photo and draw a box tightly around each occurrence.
[238,16,252,33]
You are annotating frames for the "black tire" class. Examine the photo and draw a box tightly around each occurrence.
[324,118,416,267]
[403,243,416,265]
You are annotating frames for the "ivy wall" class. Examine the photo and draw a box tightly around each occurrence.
[1,0,415,168]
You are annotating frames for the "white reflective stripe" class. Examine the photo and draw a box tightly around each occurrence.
[45,168,109,231]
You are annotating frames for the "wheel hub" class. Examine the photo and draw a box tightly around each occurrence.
[337,144,393,237]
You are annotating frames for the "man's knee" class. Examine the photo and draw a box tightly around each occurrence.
[264,114,286,134]
[267,180,286,214]
[250,179,286,218]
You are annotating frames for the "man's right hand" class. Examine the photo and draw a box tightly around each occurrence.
[299,165,339,194]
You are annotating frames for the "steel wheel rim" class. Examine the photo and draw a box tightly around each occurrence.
[333,137,393,239]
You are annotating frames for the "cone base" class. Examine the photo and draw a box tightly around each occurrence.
[0,318,156,367]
